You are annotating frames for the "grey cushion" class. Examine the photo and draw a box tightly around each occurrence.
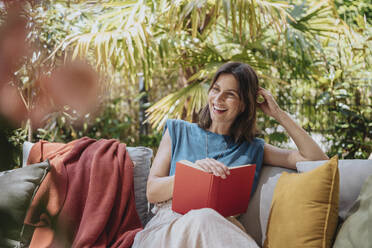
[333,174,372,248]
[238,165,295,246]
[126,146,153,226]
[22,142,153,226]
[0,160,50,247]
[296,159,372,219]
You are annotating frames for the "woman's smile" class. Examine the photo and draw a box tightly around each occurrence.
[213,105,227,114]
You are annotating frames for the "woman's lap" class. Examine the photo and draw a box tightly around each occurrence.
[132,200,259,248]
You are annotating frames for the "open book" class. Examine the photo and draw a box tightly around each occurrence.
[172,160,256,217]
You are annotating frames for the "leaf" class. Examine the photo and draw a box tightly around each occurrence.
[146,82,208,131]
[334,69,343,81]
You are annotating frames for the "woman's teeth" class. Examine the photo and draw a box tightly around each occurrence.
[214,106,227,112]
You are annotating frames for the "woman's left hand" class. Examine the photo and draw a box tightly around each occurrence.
[257,87,282,120]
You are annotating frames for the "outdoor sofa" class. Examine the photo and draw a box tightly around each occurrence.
[0,139,371,247]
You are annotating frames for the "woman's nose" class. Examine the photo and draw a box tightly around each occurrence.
[215,92,224,102]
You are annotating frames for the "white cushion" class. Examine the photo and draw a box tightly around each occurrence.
[22,141,35,167]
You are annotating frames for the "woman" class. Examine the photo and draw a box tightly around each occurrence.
[132,62,328,247]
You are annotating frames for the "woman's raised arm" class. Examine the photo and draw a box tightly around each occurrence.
[146,129,175,203]
[258,87,328,169]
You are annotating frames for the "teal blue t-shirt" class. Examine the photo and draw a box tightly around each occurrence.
[164,119,265,193]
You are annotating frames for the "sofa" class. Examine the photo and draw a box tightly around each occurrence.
[1,141,372,247]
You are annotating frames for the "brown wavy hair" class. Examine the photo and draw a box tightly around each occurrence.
[198,62,259,142]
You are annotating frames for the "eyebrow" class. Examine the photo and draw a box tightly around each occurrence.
[213,82,239,94]
[227,90,239,94]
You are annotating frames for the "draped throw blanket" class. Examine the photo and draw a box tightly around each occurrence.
[24,137,143,248]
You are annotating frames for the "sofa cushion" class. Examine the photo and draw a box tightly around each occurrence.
[264,156,339,248]
[238,165,295,246]
[296,159,372,219]
[126,146,153,226]
[22,141,153,226]
[333,174,372,248]
[22,141,34,167]
[0,160,50,247]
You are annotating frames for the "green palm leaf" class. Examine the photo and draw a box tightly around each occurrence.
[146,82,208,131]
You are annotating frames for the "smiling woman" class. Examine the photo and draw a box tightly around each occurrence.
[132,62,328,248]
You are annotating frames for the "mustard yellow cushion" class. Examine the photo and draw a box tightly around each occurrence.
[264,156,339,248]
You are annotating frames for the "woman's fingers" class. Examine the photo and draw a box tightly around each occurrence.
[257,87,281,118]
[196,159,218,175]
[195,158,230,179]
[258,87,273,102]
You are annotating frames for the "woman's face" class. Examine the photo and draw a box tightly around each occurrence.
[208,74,245,128]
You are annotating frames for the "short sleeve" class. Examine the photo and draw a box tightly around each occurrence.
[163,118,174,138]
[163,119,187,164]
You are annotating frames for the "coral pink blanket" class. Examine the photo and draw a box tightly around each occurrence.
[25,137,142,247]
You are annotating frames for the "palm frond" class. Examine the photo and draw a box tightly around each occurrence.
[46,0,154,85]
[146,82,208,131]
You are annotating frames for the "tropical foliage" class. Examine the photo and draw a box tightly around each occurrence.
[2,0,371,165]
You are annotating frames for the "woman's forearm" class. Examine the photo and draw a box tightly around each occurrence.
[275,109,328,160]
[146,175,175,204]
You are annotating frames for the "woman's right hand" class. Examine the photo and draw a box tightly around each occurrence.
[195,158,230,179]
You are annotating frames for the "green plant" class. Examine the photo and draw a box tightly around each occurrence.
[2,0,371,166]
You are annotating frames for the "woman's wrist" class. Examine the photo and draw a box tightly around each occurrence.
[273,108,287,123]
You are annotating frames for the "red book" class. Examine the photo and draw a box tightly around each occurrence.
[172,160,256,217]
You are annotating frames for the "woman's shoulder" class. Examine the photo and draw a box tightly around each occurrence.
[253,137,265,144]
[165,119,198,133]
[166,118,192,126]
[236,137,265,158]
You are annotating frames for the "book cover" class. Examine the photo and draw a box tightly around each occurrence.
[172,160,256,217]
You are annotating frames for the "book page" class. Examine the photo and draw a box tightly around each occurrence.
[229,164,254,170]
[179,160,254,172]
[178,160,208,172]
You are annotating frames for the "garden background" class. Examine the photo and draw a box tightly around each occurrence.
[0,0,371,170]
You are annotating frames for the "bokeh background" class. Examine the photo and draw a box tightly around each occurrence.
[0,0,371,170]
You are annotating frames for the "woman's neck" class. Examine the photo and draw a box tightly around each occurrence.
[208,123,231,135]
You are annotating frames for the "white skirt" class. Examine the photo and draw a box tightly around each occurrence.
[132,200,259,248]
